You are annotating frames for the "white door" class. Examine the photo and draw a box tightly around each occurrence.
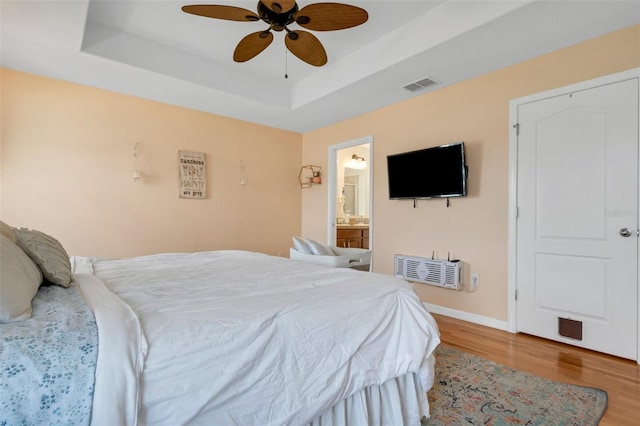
[516,78,639,360]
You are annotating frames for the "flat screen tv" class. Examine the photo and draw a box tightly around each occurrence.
[387,142,467,199]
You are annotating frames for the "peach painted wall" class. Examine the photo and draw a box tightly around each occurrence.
[301,25,640,322]
[1,69,302,258]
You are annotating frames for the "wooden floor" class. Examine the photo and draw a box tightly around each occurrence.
[432,314,640,425]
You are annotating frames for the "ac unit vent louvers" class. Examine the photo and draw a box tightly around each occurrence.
[394,254,462,290]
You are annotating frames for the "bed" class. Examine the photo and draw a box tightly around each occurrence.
[1,228,441,425]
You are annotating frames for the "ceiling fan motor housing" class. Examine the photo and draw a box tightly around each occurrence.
[258,1,298,31]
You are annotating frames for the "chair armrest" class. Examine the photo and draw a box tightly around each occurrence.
[289,248,350,268]
[331,247,371,265]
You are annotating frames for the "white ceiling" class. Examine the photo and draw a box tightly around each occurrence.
[2,0,639,133]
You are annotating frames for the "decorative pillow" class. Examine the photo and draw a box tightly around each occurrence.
[306,239,335,256]
[0,220,15,242]
[292,236,312,255]
[13,228,73,287]
[0,235,43,323]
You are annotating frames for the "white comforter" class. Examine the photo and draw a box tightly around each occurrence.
[73,250,440,426]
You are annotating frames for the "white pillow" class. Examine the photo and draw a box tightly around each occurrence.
[14,228,73,287]
[292,236,312,254]
[306,239,335,256]
[0,234,43,323]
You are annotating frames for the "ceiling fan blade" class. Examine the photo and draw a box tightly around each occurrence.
[233,31,274,62]
[260,0,296,14]
[296,3,368,31]
[182,5,259,22]
[285,30,327,67]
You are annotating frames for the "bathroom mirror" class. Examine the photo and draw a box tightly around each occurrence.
[336,145,370,223]
[344,168,367,217]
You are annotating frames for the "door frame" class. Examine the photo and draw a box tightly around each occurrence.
[327,135,374,265]
[507,67,640,362]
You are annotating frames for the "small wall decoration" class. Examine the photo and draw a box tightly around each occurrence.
[298,165,322,188]
[179,150,207,199]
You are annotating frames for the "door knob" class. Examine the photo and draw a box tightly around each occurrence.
[619,228,633,237]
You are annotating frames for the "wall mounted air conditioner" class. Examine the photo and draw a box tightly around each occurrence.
[394,254,462,290]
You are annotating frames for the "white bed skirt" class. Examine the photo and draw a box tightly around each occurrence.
[308,371,429,426]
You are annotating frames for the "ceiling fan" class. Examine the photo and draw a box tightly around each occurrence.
[181,1,368,67]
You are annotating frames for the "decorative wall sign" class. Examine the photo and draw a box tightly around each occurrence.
[179,150,207,199]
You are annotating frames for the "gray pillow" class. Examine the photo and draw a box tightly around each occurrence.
[0,234,43,323]
[14,228,73,287]
[306,239,335,256]
[292,236,312,254]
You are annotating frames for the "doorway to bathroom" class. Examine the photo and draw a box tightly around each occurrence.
[327,136,373,265]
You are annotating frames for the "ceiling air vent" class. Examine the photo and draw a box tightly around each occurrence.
[403,76,437,92]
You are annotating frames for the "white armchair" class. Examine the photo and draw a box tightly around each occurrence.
[289,246,371,270]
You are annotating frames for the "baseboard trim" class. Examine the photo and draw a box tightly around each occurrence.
[423,302,510,332]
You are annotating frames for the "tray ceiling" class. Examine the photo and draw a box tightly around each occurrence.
[2,1,639,132]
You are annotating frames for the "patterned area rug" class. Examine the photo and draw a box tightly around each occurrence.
[422,345,608,425]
